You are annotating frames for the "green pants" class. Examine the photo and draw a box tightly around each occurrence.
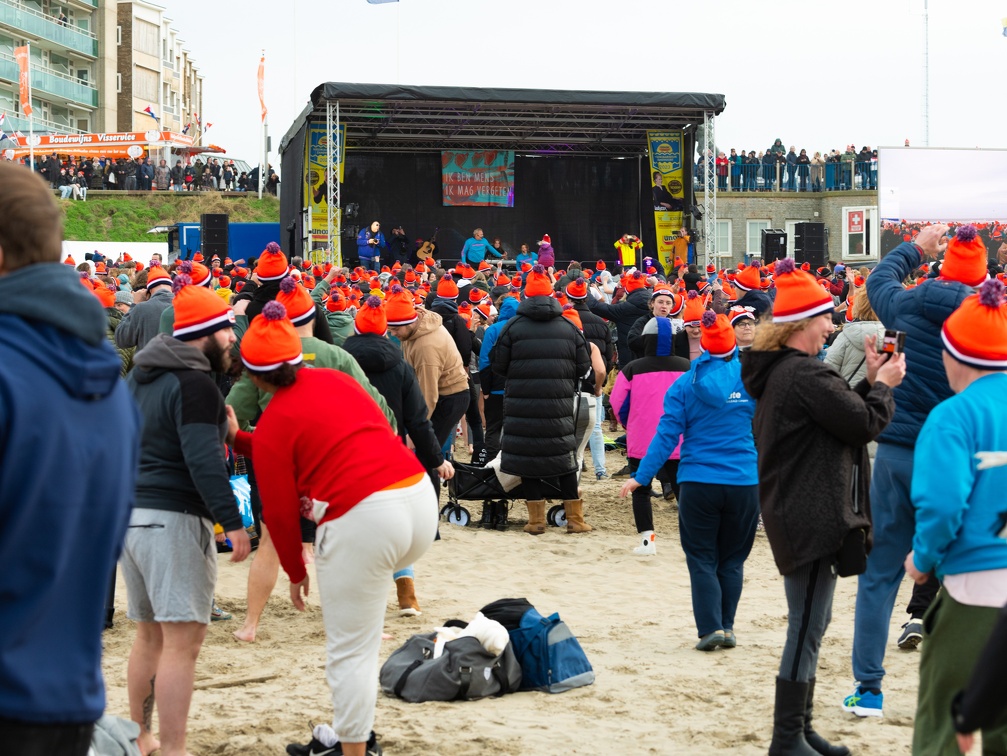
[913,590,1007,755]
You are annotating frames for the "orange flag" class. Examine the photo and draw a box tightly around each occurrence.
[257,54,266,123]
[14,46,32,117]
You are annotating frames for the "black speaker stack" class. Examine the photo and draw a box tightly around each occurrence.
[200,213,229,261]
[794,222,827,269]
[761,229,787,262]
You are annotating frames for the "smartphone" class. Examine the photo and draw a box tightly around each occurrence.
[877,329,906,355]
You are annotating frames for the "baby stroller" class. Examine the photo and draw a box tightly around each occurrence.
[442,460,569,531]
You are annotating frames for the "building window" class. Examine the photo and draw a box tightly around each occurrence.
[715,220,732,259]
[134,19,159,56]
[133,66,158,101]
[116,73,121,93]
[116,25,121,46]
[747,220,771,255]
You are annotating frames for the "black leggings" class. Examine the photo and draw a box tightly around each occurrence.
[465,379,484,446]
[628,457,678,532]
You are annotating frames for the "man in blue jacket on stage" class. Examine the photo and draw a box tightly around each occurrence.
[844,223,984,718]
[0,162,141,755]
[460,227,504,267]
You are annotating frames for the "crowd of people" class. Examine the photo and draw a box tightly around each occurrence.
[6,152,277,196]
[698,140,880,193]
[3,158,1007,756]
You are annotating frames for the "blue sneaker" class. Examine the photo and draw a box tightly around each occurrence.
[842,686,883,717]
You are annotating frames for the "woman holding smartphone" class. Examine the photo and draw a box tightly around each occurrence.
[741,258,905,756]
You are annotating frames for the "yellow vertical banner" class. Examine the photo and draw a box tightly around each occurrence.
[304,122,345,251]
[647,130,685,272]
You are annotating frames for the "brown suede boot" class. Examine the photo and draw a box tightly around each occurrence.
[395,576,421,616]
[564,499,593,533]
[523,500,547,535]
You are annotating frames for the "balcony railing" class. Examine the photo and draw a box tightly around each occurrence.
[0,110,85,136]
[0,0,98,58]
[694,159,879,193]
[0,52,97,107]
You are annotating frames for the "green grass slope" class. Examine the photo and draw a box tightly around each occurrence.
[62,193,280,242]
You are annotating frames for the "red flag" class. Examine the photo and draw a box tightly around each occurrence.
[14,46,32,117]
[257,54,267,123]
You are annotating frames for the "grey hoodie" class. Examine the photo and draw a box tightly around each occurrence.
[126,334,242,530]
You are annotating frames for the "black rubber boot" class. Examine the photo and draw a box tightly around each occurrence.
[804,678,850,756]
[479,501,494,529]
[493,501,508,531]
[768,678,819,756]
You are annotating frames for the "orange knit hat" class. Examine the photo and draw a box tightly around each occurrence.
[524,264,554,298]
[385,286,418,326]
[63,254,76,266]
[171,275,235,341]
[700,310,736,358]
[146,263,172,291]
[240,301,303,371]
[93,284,115,308]
[734,265,762,292]
[561,303,583,331]
[940,224,989,287]
[469,287,488,304]
[437,274,459,299]
[771,258,835,323]
[256,241,288,281]
[354,295,387,335]
[496,272,511,286]
[941,279,1007,368]
[276,276,316,326]
[178,260,212,288]
[652,288,685,317]
[682,291,706,325]
[193,252,204,263]
[326,290,347,312]
[623,270,647,293]
[565,278,588,300]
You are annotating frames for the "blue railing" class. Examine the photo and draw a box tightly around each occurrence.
[0,0,99,58]
[695,159,878,193]
[0,53,97,107]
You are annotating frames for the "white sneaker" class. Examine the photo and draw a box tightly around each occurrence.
[633,531,656,556]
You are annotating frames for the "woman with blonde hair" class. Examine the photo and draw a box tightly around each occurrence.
[825,283,885,386]
[741,258,905,755]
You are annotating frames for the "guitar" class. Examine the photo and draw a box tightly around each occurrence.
[416,228,438,261]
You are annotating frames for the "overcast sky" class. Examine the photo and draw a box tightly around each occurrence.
[164,0,1007,167]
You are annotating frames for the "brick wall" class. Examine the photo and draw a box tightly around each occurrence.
[714,190,877,264]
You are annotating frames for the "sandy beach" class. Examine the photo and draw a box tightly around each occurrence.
[101,449,920,755]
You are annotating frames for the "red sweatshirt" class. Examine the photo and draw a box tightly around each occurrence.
[234,368,425,583]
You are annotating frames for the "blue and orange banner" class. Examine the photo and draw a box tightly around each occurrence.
[647,130,685,272]
[442,150,515,207]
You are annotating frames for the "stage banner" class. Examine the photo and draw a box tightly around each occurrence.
[305,121,345,247]
[442,150,515,207]
[647,130,685,271]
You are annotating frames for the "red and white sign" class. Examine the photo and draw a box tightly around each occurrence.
[848,210,864,234]
[7,131,195,158]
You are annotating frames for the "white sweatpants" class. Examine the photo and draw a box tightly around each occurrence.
[315,476,438,742]
[574,391,598,483]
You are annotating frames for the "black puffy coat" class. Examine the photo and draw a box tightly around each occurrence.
[585,288,650,368]
[430,299,473,368]
[741,347,895,575]
[491,296,592,478]
[341,333,444,469]
[573,299,614,372]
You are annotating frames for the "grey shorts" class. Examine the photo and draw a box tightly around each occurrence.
[120,509,217,624]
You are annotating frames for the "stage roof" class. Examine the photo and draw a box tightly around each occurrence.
[280,82,726,157]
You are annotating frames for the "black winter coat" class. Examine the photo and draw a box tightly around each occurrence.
[573,300,614,372]
[246,279,333,344]
[491,296,592,479]
[740,347,895,575]
[341,334,444,469]
[430,300,473,368]
[585,288,650,368]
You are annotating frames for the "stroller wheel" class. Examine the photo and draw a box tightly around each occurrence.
[547,504,567,529]
[442,505,471,527]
